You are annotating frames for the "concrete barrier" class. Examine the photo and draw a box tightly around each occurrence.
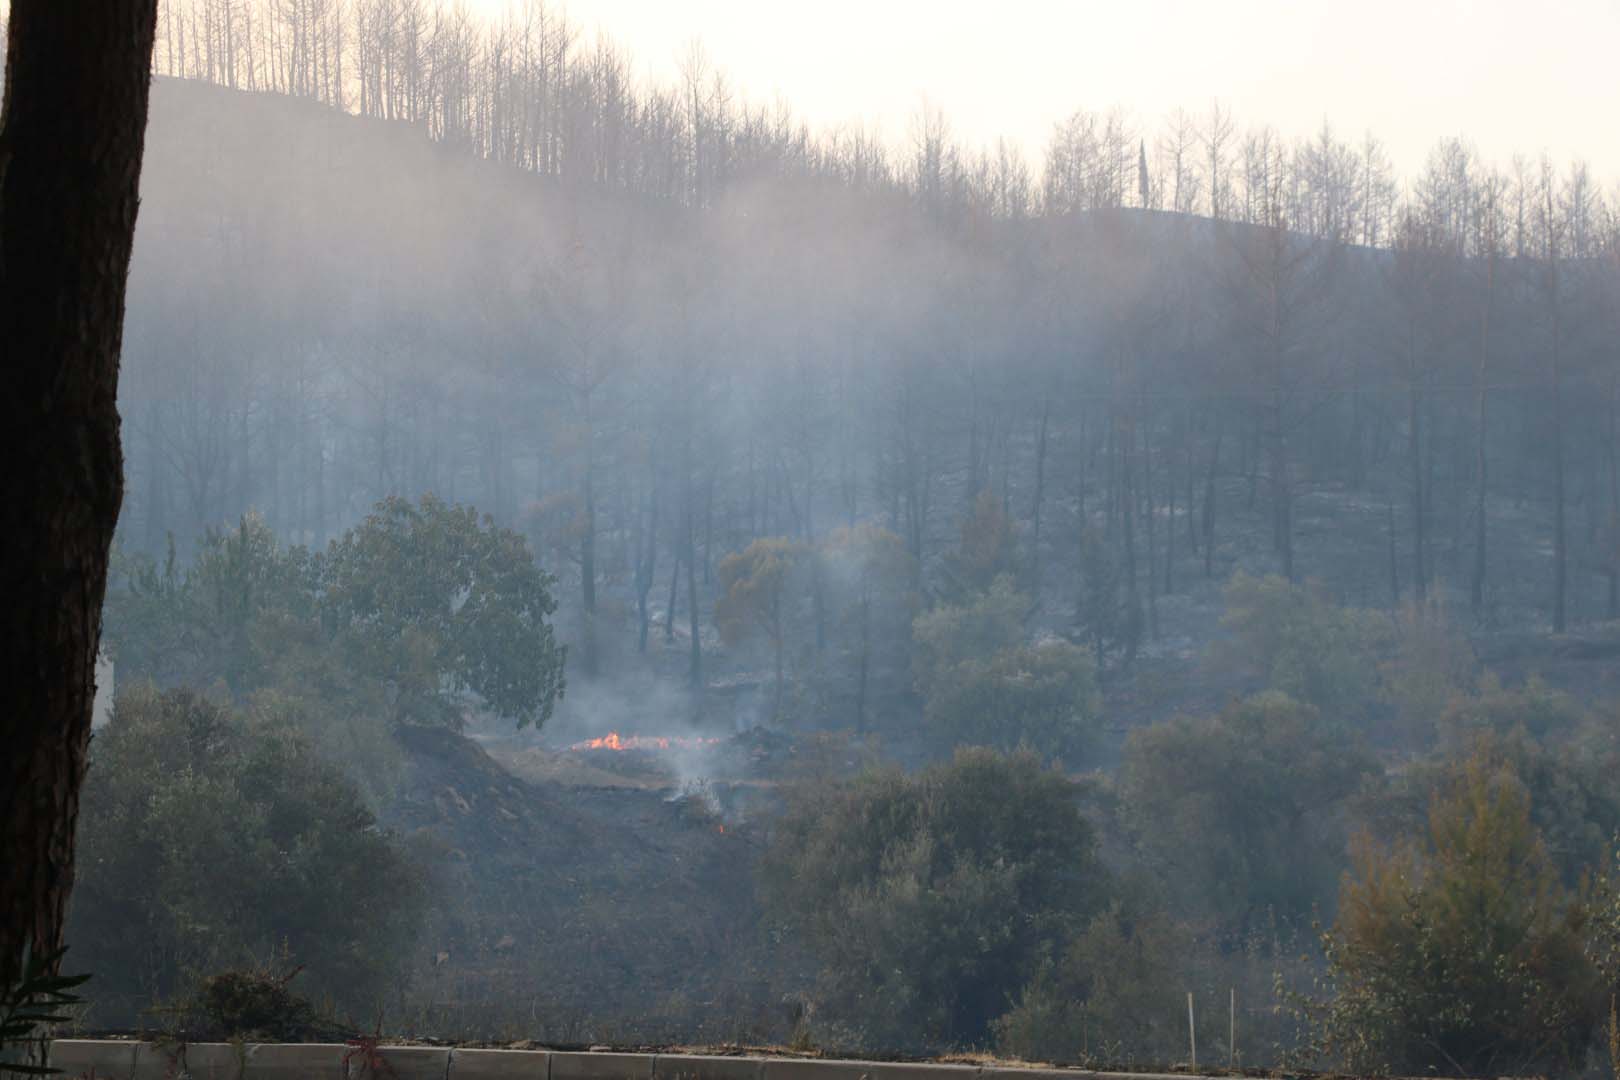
[549,1052,653,1080]
[652,1054,763,1080]
[48,1042,1231,1080]
[241,1042,347,1080]
[129,1041,222,1080]
[49,1039,139,1080]
[759,1059,882,1080]
[449,1049,550,1080]
[358,1047,451,1080]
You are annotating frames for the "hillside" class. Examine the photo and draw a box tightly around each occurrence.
[380,725,797,1043]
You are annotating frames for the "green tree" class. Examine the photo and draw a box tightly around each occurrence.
[1121,692,1376,931]
[995,895,1186,1066]
[67,687,427,1022]
[927,640,1100,760]
[1377,598,1475,747]
[715,537,810,716]
[1360,724,1620,890]
[913,575,1098,760]
[940,490,1018,600]
[911,573,1026,685]
[1437,673,1584,746]
[107,496,566,735]
[1309,749,1601,1076]
[104,515,319,697]
[1214,572,1388,722]
[321,494,566,730]
[760,748,1107,1050]
[1073,526,1139,675]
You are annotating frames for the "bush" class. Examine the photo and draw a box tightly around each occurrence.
[1121,692,1376,931]
[995,896,1185,1065]
[927,640,1100,760]
[912,577,1097,760]
[1359,722,1620,889]
[759,748,1108,1050]
[1214,572,1387,723]
[105,495,567,735]
[68,687,427,1024]
[911,574,1026,685]
[1377,598,1475,746]
[1305,748,1602,1076]
[939,490,1019,601]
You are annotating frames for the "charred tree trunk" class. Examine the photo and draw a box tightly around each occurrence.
[1030,400,1050,590]
[1471,254,1494,616]
[1550,261,1567,633]
[636,471,660,654]
[0,0,160,985]
[579,413,598,677]
[1608,370,1619,621]
[1202,429,1222,579]
[1409,361,1427,602]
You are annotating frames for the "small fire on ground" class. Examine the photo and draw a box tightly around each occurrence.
[568,731,726,752]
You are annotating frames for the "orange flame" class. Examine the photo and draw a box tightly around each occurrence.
[568,731,725,752]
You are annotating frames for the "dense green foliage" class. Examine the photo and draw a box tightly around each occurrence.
[324,494,566,729]
[993,897,1185,1065]
[105,495,565,733]
[1214,573,1389,723]
[1121,692,1377,930]
[760,748,1108,1049]
[68,687,426,1020]
[912,576,1099,760]
[1308,750,1604,1076]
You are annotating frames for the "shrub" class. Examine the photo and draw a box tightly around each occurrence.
[1306,749,1602,1076]
[926,639,1100,760]
[68,687,427,1024]
[912,577,1097,760]
[1214,572,1387,723]
[995,897,1185,1065]
[1121,692,1376,931]
[760,748,1107,1051]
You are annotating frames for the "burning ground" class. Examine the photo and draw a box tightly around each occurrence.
[378,724,806,1043]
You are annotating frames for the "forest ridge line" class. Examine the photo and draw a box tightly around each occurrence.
[128,0,1620,246]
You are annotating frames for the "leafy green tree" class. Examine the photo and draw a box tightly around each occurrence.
[104,515,318,695]
[715,537,810,716]
[1214,572,1388,723]
[67,687,427,1022]
[1307,749,1602,1076]
[913,575,1097,759]
[760,748,1108,1050]
[995,895,1186,1066]
[1437,673,1585,746]
[1377,598,1476,747]
[107,496,565,734]
[1073,526,1139,675]
[912,573,1027,684]
[928,640,1100,760]
[1360,723,1620,890]
[936,490,1019,602]
[1121,692,1376,931]
[323,494,566,730]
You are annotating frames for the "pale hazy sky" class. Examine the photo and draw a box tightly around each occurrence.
[475,0,1620,185]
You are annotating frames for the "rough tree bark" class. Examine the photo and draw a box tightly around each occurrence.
[0,0,160,985]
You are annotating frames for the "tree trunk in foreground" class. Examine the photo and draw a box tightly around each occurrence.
[0,0,159,986]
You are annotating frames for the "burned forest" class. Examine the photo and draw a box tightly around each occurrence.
[13,2,1620,1076]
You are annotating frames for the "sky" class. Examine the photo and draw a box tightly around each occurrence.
[475,0,1620,186]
